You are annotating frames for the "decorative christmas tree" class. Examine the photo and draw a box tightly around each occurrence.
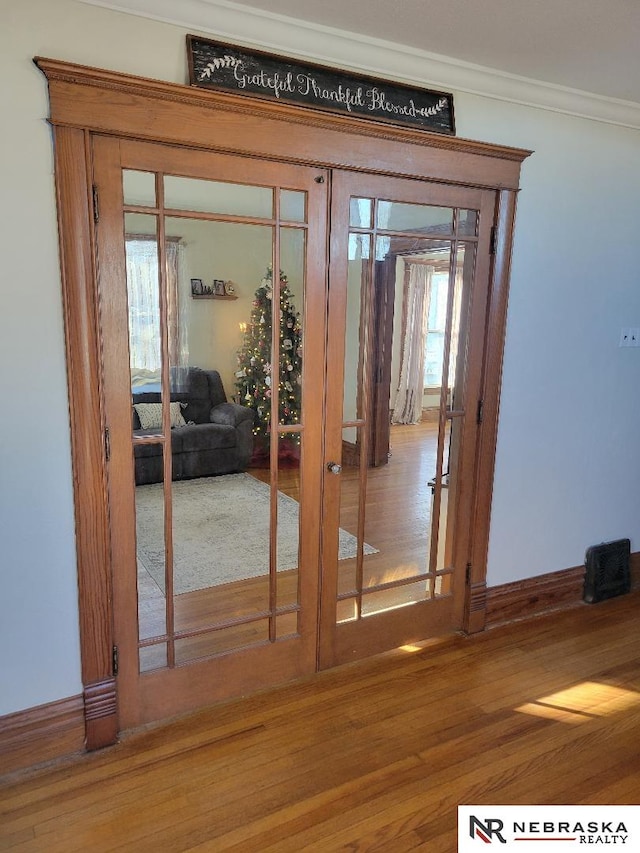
[235,266,303,450]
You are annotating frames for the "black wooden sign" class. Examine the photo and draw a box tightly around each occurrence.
[187,36,455,135]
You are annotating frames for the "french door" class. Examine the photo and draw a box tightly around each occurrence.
[320,171,494,667]
[94,137,493,728]
[95,137,328,727]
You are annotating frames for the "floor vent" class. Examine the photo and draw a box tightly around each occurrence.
[583,538,630,603]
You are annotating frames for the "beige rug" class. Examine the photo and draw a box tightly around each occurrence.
[136,472,377,595]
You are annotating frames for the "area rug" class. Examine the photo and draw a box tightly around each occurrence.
[136,473,377,595]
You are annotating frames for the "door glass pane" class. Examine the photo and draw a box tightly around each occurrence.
[337,597,357,624]
[280,189,306,222]
[337,426,362,601]
[135,447,167,649]
[376,200,454,234]
[139,644,167,673]
[123,170,156,207]
[175,620,271,663]
[128,201,310,666]
[349,197,373,228]
[125,214,163,409]
[429,243,475,580]
[344,234,371,422]
[277,432,302,611]
[447,243,475,412]
[337,196,477,622]
[164,175,273,218]
[458,209,478,237]
[362,581,431,616]
[278,228,305,427]
[276,611,298,639]
[160,216,274,650]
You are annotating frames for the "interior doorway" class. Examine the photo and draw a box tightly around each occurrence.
[38,56,529,746]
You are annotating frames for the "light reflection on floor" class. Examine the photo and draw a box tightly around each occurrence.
[515,681,640,724]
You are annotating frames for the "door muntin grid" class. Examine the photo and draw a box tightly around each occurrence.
[337,198,478,622]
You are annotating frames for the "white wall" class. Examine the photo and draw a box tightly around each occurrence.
[1,0,639,715]
[453,98,640,584]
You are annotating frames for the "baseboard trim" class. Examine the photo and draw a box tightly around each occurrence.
[3,556,638,775]
[486,552,640,629]
[0,694,85,778]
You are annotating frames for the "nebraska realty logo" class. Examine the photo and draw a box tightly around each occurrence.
[458,806,640,850]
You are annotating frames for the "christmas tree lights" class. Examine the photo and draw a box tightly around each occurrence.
[235,266,302,444]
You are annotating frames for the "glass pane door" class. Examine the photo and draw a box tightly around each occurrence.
[321,171,493,667]
[97,137,328,727]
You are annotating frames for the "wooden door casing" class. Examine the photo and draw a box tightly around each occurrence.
[38,57,529,748]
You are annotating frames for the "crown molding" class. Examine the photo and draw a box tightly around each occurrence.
[77,0,640,130]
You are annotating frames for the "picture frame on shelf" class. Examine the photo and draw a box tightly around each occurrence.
[213,279,226,296]
[190,278,204,296]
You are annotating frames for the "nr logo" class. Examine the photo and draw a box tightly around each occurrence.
[469,815,507,843]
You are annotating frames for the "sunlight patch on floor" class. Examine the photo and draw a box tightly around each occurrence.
[515,681,640,725]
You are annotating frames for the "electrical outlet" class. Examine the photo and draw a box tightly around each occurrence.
[620,327,640,347]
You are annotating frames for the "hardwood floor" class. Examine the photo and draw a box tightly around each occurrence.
[3,592,640,851]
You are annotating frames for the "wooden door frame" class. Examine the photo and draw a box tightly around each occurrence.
[36,56,530,750]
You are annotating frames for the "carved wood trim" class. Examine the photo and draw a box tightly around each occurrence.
[486,552,640,629]
[0,695,85,779]
[34,57,530,164]
[84,678,118,750]
[464,581,488,636]
[35,58,530,194]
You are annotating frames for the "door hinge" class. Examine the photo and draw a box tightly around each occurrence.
[104,426,110,461]
[92,184,99,224]
[476,399,484,425]
[489,225,497,255]
[112,645,119,676]
[466,563,472,584]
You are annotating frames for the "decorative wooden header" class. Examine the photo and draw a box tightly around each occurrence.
[34,58,531,189]
[187,35,456,135]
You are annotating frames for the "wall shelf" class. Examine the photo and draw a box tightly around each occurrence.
[191,294,238,300]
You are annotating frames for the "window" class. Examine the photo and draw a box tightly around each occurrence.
[125,236,180,371]
[423,271,449,388]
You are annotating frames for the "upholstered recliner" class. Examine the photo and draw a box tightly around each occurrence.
[132,367,254,485]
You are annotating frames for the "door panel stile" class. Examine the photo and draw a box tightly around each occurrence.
[93,134,144,728]
[450,190,496,625]
[428,236,463,582]
[318,173,352,669]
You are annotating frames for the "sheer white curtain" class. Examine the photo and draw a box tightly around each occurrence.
[391,263,434,425]
[125,237,182,372]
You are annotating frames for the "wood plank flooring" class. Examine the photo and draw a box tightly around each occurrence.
[2,591,640,851]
